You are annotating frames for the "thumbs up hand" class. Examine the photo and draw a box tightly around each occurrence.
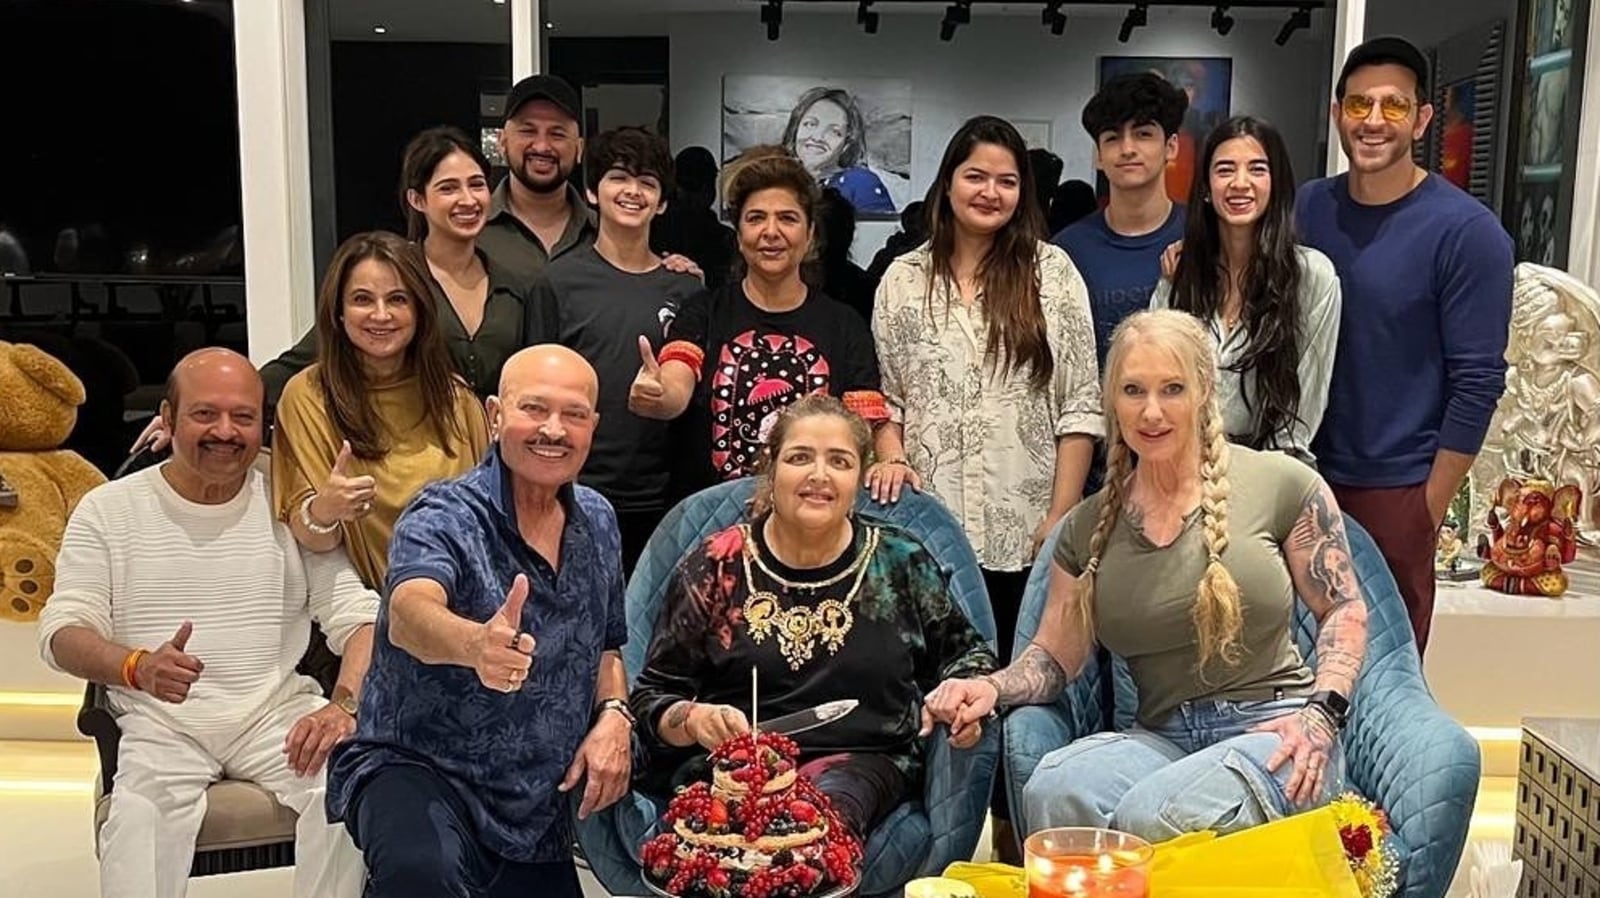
[309,440,378,526]
[138,621,206,704]
[627,336,669,418]
[474,574,537,693]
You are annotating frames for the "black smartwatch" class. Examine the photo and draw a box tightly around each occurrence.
[1307,690,1350,729]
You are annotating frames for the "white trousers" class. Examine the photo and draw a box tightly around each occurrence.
[98,688,365,898]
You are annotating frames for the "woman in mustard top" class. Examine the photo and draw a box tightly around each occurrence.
[272,231,488,589]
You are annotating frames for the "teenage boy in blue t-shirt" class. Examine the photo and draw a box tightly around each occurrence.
[1297,36,1513,657]
[1053,72,1190,494]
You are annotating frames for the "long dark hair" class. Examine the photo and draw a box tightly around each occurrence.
[314,231,467,460]
[924,115,1052,390]
[1168,115,1303,451]
[399,126,490,241]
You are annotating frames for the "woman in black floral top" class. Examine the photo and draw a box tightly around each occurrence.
[630,395,997,839]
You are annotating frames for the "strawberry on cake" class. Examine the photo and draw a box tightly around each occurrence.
[641,732,862,898]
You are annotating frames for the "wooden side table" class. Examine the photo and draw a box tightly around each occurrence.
[1516,718,1600,898]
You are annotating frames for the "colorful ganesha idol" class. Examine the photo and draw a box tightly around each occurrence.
[1477,477,1583,597]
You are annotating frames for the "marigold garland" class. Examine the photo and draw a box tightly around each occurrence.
[1328,792,1399,898]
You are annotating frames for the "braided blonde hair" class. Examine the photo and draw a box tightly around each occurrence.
[1079,310,1243,673]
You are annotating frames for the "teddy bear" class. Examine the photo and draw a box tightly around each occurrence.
[0,340,106,621]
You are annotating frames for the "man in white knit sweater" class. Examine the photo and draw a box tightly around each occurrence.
[38,348,375,898]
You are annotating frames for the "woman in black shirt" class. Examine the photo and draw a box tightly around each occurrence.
[630,395,996,840]
[627,150,905,494]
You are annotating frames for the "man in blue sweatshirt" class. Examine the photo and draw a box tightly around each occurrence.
[1297,36,1513,656]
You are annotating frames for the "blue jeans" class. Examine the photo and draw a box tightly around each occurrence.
[1020,696,1345,842]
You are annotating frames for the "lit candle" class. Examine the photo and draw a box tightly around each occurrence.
[750,665,759,736]
[1025,829,1151,898]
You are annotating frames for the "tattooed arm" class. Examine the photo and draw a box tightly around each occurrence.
[921,561,1094,736]
[1257,480,1369,805]
[1282,481,1369,702]
[986,561,1095,705]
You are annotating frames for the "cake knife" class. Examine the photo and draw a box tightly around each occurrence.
[762,699,859,737]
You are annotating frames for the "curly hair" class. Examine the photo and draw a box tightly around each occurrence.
[1082,72,1189,140]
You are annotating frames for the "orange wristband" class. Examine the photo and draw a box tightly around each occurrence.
[122,649,148,689]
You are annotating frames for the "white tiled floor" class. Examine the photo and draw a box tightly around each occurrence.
[0,739,1512,897]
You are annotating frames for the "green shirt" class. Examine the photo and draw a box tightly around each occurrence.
[261,248,537,405]
[476,180,599,290]
[1053,445,1318,725]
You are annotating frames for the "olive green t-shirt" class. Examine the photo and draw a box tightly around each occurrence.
[1053,446,1318,726]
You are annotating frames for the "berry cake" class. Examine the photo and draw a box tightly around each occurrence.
[641,732,863,898]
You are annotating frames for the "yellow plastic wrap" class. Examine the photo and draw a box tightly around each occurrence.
[1151,807,1363,897]
[942,809,1363,898]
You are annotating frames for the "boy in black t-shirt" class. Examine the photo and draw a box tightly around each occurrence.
[529,128,702,575]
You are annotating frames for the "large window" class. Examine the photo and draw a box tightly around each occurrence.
[0,0,244,474]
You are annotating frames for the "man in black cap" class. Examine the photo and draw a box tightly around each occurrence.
[478,74,598,290]
[1296,36,1512,657]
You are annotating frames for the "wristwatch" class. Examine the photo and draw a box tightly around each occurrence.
[1307,690,1350,729]
[333,695,359,718]
[598,698,636,728]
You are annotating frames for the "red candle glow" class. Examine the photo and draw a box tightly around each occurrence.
[1025,828,1152,898]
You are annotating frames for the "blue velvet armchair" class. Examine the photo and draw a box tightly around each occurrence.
[575,478,1000,897]
[1002,516,1480,898]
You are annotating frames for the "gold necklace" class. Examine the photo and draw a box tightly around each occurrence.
[740,523,879,671]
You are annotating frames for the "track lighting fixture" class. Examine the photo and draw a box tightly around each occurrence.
[1118,3,1147,43]
[857,0,879,33]
[1210,4,1234,36]
[939,1,970,41]
[760,0,782,41]
[1042,1,1066,36]
[1275,4,1311,45]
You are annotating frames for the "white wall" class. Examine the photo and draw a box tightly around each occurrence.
[669,7,1334,257]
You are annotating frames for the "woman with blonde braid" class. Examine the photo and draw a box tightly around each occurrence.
[920,309,1370,842]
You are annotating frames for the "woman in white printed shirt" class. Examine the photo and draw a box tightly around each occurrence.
[869,115,1103,668]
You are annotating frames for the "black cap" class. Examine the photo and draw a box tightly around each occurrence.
[505,74,581,125]
[1336,35,1430,99]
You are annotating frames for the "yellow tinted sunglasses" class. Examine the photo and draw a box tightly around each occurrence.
[1341,94,1416,123]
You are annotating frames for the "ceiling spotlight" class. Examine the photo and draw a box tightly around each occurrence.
[1042,1,1066,36]
[760,0,782,41]
[857,0,879,34]
[1118,4,1147,43]
[372,24,387,34]
[939,1,970,42]
[1275,5,1312,46]
[1210,4,1234,36]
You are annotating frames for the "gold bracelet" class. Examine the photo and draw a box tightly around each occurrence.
[879,457,910,468]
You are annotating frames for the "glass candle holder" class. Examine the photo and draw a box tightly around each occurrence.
[903,877,978,898]
[1024,827,1153,898]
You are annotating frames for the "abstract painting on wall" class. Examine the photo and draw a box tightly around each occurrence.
[1097,56,1233,204]
[1425,19,1506,207]
[721,75,912,220]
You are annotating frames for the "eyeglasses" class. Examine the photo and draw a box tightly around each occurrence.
[1341,94,1416,123]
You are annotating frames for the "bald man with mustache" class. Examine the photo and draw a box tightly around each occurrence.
[325,345,632,898]
[39,347,374,898]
